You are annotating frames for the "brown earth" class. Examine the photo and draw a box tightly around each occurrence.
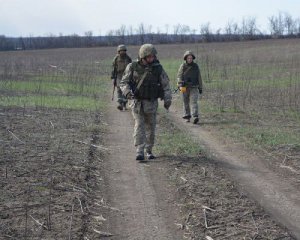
[0,99,298,239]
[1,40,299,239]
[167,103,300,239]
[99,99,297,240]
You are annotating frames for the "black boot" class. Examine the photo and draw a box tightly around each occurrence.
[123,102,127,110]
[193,117,199,124]
[183,115,191,122]
[136,154,145,161]
[146,151,155,160]
[117,103,123,111]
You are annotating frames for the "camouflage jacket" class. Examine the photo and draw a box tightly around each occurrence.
[177,62,203,89]
[120,60,172,112]
[111,54,132,79]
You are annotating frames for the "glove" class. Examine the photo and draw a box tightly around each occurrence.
[198,88,202,94]
[164,101,171,110]
[126,92,134,100]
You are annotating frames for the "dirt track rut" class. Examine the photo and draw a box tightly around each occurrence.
[102,102,182,239]
[101,99,300,239]
[168,108,300,239]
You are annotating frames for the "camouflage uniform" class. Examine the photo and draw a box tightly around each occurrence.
[111,45,132,110]
[177,50,203,124]
[120,44,172,160]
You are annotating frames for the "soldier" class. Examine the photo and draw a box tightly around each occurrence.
[120,44,172,161]
[177,50,203,124]
[111,44,132,110]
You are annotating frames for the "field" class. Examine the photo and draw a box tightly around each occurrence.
[0,39,299,239]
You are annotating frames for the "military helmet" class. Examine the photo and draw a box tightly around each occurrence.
[139,44,157,59]
[117,44,127,52]
[183,50,195,60]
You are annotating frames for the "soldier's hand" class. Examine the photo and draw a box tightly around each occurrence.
[198,88,202,94]
[177,81,184,87]
[164,101,171,110]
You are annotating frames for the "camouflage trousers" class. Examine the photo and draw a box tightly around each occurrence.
[131,100,158,154]
[182,87,199,118]
[116,77,127,104]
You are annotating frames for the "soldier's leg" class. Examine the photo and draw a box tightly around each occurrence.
[182,88,191,121]
[122,96,128,110]
[190,88,199,124]
[116,86,123,110]
[144,112,156,159]
[132,109,146,159]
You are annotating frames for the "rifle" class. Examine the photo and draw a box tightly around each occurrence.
[173,87,180,94]
[111,79,116,101]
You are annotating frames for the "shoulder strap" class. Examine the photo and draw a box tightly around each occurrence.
[136,68,148,90]
[183,63,193,76]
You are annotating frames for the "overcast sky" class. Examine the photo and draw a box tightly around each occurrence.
[1,0,299,37]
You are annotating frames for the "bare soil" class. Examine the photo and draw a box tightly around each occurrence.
[99,100,296,239]
[0,101,298,239]
[166,106,300,239]
[0,107,110,239]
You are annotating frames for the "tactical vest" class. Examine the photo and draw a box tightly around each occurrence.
[131,61,164,100]
[182,63,199,86]
[115,55,131,74]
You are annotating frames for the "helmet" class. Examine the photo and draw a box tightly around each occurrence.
[183,50,195,60]
[139,44,157,59]
[117,44,127,52]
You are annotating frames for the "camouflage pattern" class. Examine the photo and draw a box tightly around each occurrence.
[132,101,158,154]
[182,87,199,118]
[117,44,127,52]
[120,58,172,155]
[111,54,132,81]
[177,62,202,88]
[111,54,132,104]
[183,50,195,60]
[138,44,157,59]
[177,61,203,119]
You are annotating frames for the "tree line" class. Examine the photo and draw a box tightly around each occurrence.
[1,12,300,51]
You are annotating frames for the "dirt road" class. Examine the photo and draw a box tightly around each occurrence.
[1,103,296,239]
[102,99,299,239]
[102,102,183,239]
[167,108,300,239]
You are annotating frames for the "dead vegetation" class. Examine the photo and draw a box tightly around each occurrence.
[0,107,112,239]
[0,40,299,239]
[155,114,294,239]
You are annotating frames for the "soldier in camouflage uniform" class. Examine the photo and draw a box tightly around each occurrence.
[177,50,203,124]
[120,44,172,161]
[111,44,132,110]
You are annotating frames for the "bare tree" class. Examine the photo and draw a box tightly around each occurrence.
[246,17,258,36]
[173,24,181,36]
[137,23,145,44]
[165,24,169,34]
[284,12,295,35]
[116,25,126,43]
[179,25,191,42]
[84,31,94,47]
[294,18,300,35]
[200,22,212,42]
[269,12,285,36]
[225,20,234,35]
